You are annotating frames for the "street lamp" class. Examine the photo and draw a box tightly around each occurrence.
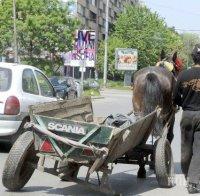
[13,0,18,63]
[103,0,109,87]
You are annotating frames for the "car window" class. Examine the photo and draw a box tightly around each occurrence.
[50,77,59,86]
[35,70,54,97]
[22,69,39,95]
[0,67,12,91]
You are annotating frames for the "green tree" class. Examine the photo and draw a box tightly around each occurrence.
[97,4,184,78]
[180,33,200,68]
[0,0,13,55]
[97,37,129,80]
[0,0,79,75]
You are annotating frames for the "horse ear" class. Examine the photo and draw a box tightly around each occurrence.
[160,49,166,60]
[172,51,177,63]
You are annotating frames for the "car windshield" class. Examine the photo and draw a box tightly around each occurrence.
[0,67,12,91]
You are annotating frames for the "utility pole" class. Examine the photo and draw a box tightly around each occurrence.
[103,0,109,87]
[94,0,100,80]
[80,55,85,94]
[13,0,18,63]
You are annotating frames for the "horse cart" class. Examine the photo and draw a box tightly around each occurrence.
[2,97,175,195]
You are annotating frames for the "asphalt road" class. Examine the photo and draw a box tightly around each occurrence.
[0,89,189,196]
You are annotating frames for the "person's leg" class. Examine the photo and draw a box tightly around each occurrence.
[187,131,200,184]
[187,112,200,185]
[180,111,194,178]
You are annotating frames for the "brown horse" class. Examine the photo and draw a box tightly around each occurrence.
[132,52,182,143]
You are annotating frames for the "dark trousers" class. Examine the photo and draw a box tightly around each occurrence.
[181,110,200,184]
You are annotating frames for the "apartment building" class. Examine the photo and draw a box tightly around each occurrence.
[66,0,139,39]
[62,0,139,78]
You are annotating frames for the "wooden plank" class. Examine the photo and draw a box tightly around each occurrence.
[38,104,92,119]
[106,110,157,162]
[30,97,92,115]
[29,96,93,121]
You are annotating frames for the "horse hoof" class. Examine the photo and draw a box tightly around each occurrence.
[137,167,146,178]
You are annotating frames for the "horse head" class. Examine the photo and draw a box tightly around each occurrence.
[172,51,184,74]
[156,50,183,76]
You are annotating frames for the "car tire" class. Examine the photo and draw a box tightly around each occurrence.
[2,131,38,191]
[74,92,77,99]
[64,93,68,100]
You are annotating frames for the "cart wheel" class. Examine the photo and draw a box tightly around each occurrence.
[58,160,79,181]
[2,131,38,191]
[155,137,175,188]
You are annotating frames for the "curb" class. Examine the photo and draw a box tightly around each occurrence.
[91,96,104,99]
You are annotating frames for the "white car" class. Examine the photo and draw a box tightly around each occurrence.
[0,62,57,144]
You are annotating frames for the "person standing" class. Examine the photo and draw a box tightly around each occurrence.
[173,43,200,194]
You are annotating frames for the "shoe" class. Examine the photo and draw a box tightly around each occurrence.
[187,183,199,194]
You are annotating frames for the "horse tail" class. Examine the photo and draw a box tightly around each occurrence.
[143,73,163,115]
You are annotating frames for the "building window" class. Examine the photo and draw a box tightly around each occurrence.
[109,8,111,15]
[85,19,89,28]
[90,11,96,22]
[91,0,96,6]
[77,4,85,16]
[103,19,106,28]
[103,3,106,13]
[86,0,90,6]
[114,11,117,19]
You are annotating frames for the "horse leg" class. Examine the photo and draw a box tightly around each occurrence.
[167,114,175,143]
[137,156,146,178]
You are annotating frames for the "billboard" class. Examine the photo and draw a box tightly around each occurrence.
[115,48,138,70]
[70,30,96,67]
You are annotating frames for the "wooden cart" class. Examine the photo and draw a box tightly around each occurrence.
[2,97,175,195]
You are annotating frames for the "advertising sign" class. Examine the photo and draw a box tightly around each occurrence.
[115,48,138,70]
[70,30,96,67]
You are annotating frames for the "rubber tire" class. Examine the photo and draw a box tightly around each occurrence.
[58,160,79,181]
[64,93,69,100]
[2,131,38,191]
[155,137,175,188]
[73,92,77,99]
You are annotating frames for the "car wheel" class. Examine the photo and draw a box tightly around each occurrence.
[64,93,68,100]
[74,92,77,99]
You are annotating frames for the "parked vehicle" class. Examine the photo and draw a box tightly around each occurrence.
[49,76,67,99]
[49,76,78,99]
[83,79,100,90]
[0,62,57,144]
